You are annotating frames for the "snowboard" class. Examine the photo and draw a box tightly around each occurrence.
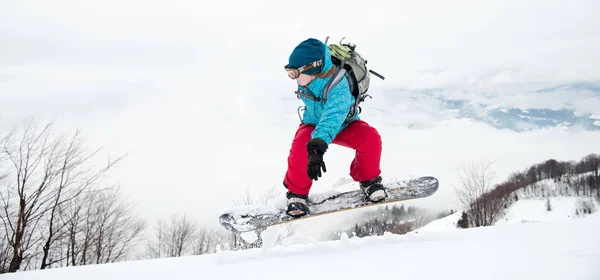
[219,176,439,233]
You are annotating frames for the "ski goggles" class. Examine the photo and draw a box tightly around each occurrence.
[284,59,323,79]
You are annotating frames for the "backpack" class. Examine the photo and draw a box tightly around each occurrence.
[295,37,385,125]
[327,38,385,100]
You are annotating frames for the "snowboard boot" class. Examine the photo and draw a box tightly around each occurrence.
[286,191,309,218]
[360,176,387,202]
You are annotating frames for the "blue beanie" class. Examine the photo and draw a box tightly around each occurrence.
[288,38,326,75]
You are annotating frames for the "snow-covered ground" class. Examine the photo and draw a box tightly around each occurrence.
[419,197,599,232]
[418,210,464,232]
[5,211,600,279]
[496,197,596,225]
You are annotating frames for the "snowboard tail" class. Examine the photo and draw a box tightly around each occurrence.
[219,176,439,233]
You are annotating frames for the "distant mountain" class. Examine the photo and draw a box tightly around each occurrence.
[535,82,600,93]
[379,82,600,131]
[487,108,599,131]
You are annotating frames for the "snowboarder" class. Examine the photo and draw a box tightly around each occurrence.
[283,38,387,218]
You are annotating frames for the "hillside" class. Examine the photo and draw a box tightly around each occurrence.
[496,197,595,225]
[418,171,600,232]
[418,196,598,232]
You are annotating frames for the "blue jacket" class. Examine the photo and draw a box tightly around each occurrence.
[297,46,359,145]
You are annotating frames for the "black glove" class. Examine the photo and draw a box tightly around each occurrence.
[306,138,328,181]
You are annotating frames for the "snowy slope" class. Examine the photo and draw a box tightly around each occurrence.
[417,199,599,235]
[496,197,597,225]
[418,197,600,232]
[5,213,599,280]
[418,171,600,232]
[417,211,463,232]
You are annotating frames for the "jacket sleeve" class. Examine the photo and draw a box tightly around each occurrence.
[311,78,354,145]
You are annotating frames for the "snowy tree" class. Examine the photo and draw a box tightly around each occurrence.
[576,198,595,215]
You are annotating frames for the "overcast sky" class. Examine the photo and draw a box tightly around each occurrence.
[1,0,599,236]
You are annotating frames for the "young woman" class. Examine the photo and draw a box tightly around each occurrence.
[283,38,386,217]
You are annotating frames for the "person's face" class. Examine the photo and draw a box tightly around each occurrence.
[296,74,315,87]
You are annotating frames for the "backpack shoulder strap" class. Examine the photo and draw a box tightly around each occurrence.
[295,89,325,102]
[322,65,347,102]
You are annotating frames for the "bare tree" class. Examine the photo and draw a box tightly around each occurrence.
[455,161,505,227]
[192,227,221,255]
[0,121,129,272]
[409,207,428,229]
[39,130,124,269]
[168,215,196,257]
[62,193,86,267]
[0,147,8,272]
[145,220,165,259]
[39,186,144,268]
[146,214,197,258]
[0,231,9,272]
[90,188,145,264]
[192,227,209,255]
[1,122,54,272]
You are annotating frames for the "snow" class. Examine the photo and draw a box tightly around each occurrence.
[5,173,600,279]
[496,197,596,225]
[418,192,600,232]
[418,211,463,232]
[223,197,287,217]
[5,213,599,280]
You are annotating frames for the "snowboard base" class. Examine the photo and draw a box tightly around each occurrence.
[219,176,439,233]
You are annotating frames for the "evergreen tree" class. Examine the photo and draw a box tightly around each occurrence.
[399,204,406,217]
[354,224,361,237]
[457,211,469,228]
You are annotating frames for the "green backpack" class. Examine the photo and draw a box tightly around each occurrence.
[324,37,385,124]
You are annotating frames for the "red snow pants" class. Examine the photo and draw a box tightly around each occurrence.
[284,120,382,196]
